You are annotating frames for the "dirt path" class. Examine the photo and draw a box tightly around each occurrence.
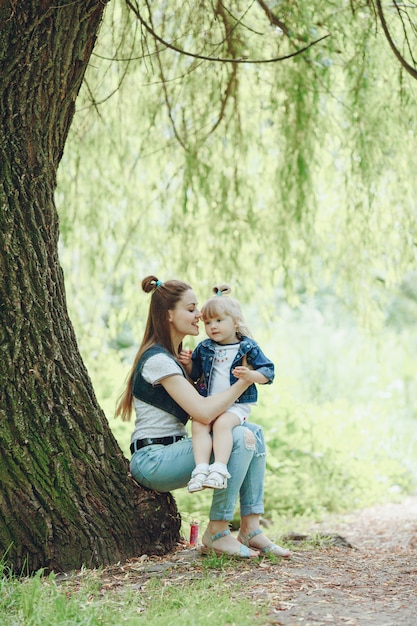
[79,495,417,625]
[266,495,417,625]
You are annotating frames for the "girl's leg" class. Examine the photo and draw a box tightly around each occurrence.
[191,420,213,466]
[202,412,241,489]
[188,421,212,492]
[211,412,240,465]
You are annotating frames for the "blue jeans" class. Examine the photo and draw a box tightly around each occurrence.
[129,423,266,520]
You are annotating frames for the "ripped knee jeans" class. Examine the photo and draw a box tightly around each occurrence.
[209,422,266,521]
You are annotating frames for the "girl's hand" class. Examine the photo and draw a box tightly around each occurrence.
[178,349,192,366]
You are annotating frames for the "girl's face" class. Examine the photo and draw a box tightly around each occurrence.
[168,289,201,340]
[204,313,237,345]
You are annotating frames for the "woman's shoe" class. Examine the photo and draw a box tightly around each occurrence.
[238,529,291,558]
[187,465,209,493]
[200,528,258,558]
[202,463,231,490]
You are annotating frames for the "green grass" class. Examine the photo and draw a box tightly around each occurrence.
[0,568,105,626]
[125,575,268,625]
[0,564,269,626]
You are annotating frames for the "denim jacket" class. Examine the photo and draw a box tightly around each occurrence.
[190,336,274,404]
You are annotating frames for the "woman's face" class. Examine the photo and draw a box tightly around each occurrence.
[168,289,201,339]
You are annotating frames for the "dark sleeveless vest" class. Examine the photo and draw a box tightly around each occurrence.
[132,344,189,425]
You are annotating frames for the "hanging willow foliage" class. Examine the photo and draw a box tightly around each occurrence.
[56,0,417,348]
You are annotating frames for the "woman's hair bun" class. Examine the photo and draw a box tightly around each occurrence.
[142,275,160,293]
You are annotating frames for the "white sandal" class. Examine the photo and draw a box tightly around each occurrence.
[187,465,209,493]
[202,463,231,490]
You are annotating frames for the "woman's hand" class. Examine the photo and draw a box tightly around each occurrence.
[232,365,269,385]
[232,365,256,382]
[233,354,269,384]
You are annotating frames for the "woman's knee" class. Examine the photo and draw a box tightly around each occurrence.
[234,422,266,455]
[232,425,256,451]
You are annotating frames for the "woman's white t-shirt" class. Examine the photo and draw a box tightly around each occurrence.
[131,354,189,443]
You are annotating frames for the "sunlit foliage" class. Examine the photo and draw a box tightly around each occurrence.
[56,1,417,353]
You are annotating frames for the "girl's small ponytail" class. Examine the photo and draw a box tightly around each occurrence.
[212,284,231,297]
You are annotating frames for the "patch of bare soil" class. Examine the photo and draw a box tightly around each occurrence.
[269,494,417,625]
[65,496,417,625]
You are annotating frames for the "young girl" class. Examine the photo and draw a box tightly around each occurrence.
[179,284,275,493]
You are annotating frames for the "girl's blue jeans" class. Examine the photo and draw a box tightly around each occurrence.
[129,423,266,520]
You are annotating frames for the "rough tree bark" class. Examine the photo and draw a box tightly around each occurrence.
[0,0,180,574]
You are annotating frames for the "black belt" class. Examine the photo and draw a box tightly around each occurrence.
[130,435,185,454]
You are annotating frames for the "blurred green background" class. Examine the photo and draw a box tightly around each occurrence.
[55,2,417,536]
[77,288,417,536]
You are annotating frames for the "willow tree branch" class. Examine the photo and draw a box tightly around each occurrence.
[255,0,292,37]
[375,0,417,80]
[125,0,330,64]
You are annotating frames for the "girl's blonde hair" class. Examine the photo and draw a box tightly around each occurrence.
[201,284,252,339]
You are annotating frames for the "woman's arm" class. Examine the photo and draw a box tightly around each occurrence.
[161,373,250,425]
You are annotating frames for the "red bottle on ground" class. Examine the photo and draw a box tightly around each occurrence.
[189,521,199,546]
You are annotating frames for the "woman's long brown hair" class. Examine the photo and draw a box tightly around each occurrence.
[115,275,191,421]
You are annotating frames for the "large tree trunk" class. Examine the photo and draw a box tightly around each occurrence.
[0,0,180,574]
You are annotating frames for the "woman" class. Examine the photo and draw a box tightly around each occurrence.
[115,275,290,559]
